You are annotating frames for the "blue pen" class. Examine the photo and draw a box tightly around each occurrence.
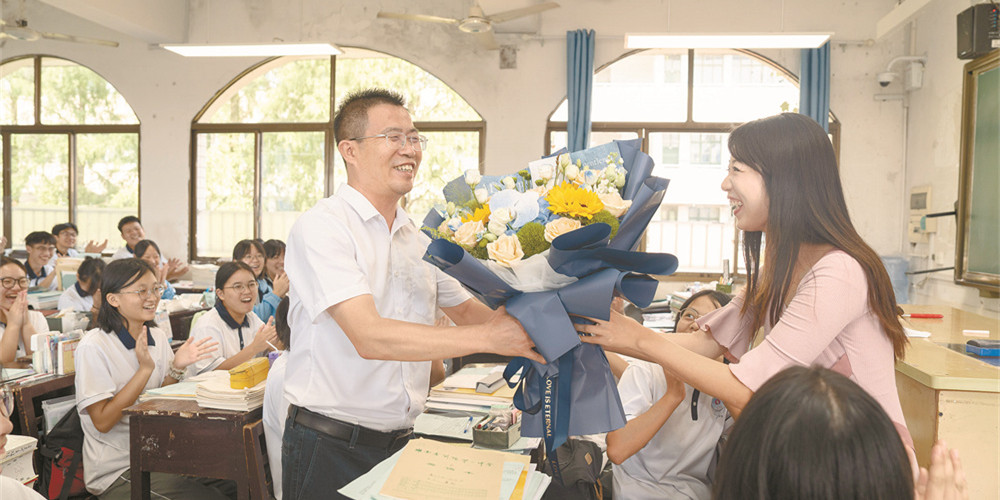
[463,416,474,433]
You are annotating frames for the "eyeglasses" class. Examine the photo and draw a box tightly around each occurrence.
[0,384,12,418]
[349,132,428,152]
[116,286,165,300]
[224,281,259,293]
[0,277,29,289]
[676,307,703,322]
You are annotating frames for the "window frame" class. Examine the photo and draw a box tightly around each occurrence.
[0,55,141,247]
[545,48,841,281]
[189,53,486,261]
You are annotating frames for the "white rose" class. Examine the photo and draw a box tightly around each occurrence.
[535,162,554,180]
[491,207,516,225]
[502,176,517,190]
[487,234,525,267]
[437,219,453,236]
[598,191,633,217]
[544,217,582,242]
[474,188,490,204]
[464,169,482,186]
[558,153,571,169]
[488,218,509,236]
[581,169,600,186]
[565,164,580,181]
[453,220,484,248]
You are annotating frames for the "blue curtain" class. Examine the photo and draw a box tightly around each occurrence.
[567,29,595,152]
[799,42,831,132]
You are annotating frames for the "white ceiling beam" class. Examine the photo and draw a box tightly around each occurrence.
[36,0,188,43]
[876,0,938,39]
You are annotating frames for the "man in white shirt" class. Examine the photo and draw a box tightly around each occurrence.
[282,88,543,499]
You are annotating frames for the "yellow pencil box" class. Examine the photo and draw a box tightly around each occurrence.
[229,357,269,389]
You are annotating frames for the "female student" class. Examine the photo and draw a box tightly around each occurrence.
[133,240,177,300]
[714,366,967,500]
[0,257,49,363]
[263,239,285,285]
[58,257,106,312]
[576,113,914,458]
[608,290,732,499]
[233,239,287,322]
[74,259,223,499]
[186,261,277,376]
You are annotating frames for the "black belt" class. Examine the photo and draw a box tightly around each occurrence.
[290,405,412,451]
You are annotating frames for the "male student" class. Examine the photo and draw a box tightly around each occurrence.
[110,216,187,280]
[282,88,543,499]
[24,231,57,290]
[51,222,107,262]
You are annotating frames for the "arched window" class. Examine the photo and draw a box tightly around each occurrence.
[0,56,139,248]
[547,49,839,277]
[191,48,484,259]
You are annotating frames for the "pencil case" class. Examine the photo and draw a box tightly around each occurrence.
[473,420,520,449]
[229,357,269,389]
[966,339,1000,357]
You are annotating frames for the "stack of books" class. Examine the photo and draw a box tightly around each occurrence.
[194,371,266,411]
[30,331,83,375]
[0,434,38,486]
[425,365,516,415]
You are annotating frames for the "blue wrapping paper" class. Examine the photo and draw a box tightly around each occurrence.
[421,140,677,483]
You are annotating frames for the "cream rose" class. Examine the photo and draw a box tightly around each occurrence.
[464,169,482,186]
[453,220,484,248]
[491,207,516,225]
[544,217,582,242]
[488,219,508,236]
[598,191,633,217]
[474,188,490,204]
[487,234,525,267]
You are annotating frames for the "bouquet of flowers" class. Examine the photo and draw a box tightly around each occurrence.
[422,139,677,482]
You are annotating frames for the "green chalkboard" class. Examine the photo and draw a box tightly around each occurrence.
[956,50,1000,294]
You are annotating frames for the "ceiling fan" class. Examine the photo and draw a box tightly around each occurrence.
[0,18,119,47]
[377,2,560,50]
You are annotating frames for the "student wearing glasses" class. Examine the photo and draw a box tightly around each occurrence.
[133,240,177,300]
[0,257,49,363]
[50,222,108,262]
[263,239,286,286]
[233,239,287,323]
[186,261,277,377]
[74,259,222,499]
[0,377,46,499]
[58,257,106,312]
[23,231,58,291]
[607,290,732,499]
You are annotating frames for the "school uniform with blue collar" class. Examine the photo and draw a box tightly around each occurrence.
[48,247,80,266]
[58,282,93,311]
[25,262,56,291]
[187,302,266,376]
[252,277,281,323]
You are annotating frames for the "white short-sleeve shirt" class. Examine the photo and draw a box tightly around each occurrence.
[613,359,730,500]
[25,263,56,291]
[0,310,49,359]
[186,306,265,376]
[0,475,45,499]
[283,185,471,432]
[74,326,174,495]
[263,352,290,500]
[58,283,93,312]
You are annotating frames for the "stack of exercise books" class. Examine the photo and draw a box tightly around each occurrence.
[30,330,83,375]
[0,434,38,486]
[425,365,516,415]
[194,371,266,411]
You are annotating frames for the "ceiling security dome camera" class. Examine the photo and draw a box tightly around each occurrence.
[877,72,897,87]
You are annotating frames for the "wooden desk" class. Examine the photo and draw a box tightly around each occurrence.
[896,305,999,500]
[11,373,76,439]
[168,307,208,341]
[122,400,264,500]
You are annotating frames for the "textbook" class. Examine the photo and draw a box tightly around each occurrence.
[0,434,38,485]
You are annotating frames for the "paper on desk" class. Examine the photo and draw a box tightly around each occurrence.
[339,448,405,499]
[442,365,506,390]
[380,438,504,500]
[903,327,931,338]
[414,413,475,441]
[1,368,34,382]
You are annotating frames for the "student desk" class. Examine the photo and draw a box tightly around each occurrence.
[896,305,999,500]
[10,372,76,439]
[122,400,264,500]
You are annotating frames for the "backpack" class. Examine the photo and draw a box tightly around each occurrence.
[540,438,604,500]
[37,404,87,500]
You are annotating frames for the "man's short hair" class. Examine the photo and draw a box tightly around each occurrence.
[117,215,141,233]
[333,88,407,145]
[52,222,78,236]
[25,231,56,247]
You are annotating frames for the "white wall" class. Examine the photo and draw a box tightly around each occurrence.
[1,0,993,316]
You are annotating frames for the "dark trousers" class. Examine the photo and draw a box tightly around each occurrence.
[281,406,411,499]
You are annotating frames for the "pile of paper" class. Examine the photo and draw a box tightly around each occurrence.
[194,371,266,411]
[339,438,549,500]
[139,372,216,402]
[426,365,516,415]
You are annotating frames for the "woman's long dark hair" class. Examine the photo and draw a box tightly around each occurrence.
[77,257,106,296]
[714,366,913,499]
[97,258,158,334]
[729,113,906,359]
[232,239,267,280]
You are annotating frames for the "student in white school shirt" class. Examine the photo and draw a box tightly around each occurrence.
[187,261,277,377]
[23,231,57,291]
[263,296,291,500]
[608,290,733,500]
[110,216,188,281]
[74,258,224,499]
[281,88,543,499]
[58,257,106,312]
[0,257,49,363]
[50,222,107,264]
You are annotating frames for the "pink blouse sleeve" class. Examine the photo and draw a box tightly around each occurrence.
[697,289,754,360]
[727,253,869,391]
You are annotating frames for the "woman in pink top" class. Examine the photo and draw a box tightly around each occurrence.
[576,113,914,454]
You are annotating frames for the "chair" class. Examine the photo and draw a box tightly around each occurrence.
[243,419,274,500]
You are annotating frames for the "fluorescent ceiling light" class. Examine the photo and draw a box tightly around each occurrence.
[625,33,833,49]
[161,42,342,57]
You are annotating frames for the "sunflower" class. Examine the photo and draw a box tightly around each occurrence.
[545,183,604,220]
[461,204,491,223]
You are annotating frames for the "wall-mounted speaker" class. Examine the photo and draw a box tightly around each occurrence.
[957,3,999,60]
